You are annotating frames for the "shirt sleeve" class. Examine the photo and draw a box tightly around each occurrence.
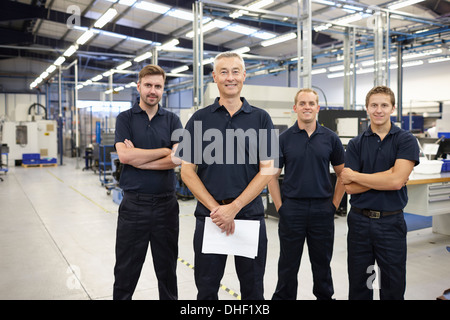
[174,114,196,164]
[397,131,420,166]
[114,111,131,147]
[330,134,345,166]
[344,137,361,171]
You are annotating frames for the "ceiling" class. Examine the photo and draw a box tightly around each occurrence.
[1,0,450,91]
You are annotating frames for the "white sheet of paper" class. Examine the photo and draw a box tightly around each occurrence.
[202,217,260,259]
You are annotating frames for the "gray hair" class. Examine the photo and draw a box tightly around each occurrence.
[213,51,246,72]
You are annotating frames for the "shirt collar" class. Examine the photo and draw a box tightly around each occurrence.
[211,97,252,114]
[292,120,324,134]
[132,98,165,116]
[364,121,400,136]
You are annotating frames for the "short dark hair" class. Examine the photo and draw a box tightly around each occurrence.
[138,64,166,83]
[365,86,395,108]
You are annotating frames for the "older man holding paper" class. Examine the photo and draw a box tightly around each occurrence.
[176,51,277,300]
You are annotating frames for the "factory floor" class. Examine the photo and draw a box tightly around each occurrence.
[0,156,449,301]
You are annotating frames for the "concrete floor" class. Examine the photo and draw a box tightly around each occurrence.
[0,157,449,300]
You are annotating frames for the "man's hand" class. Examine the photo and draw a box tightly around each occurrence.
[124,139,134,148]
[341,167,356,185]
[210,201,242,236]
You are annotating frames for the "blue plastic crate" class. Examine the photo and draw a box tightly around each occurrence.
[442,159,450,172]
[40,157,57,164]
[22,153,40,164]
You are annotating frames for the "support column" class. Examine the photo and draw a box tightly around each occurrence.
[297,0,312,89]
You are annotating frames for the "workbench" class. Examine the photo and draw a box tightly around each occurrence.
[404,172,450,235]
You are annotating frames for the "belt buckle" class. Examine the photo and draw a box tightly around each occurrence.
[368,210,381,219]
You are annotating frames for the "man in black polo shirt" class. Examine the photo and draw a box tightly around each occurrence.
[268,88,346,300]
[341,86,420,300]
[177,52,276,300]
[113,64,182,300]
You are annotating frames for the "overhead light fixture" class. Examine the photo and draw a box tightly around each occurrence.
[227,24,257,35]
[103,70,113,77]
[158,39,179,51]
[134,52,152,62]
[94,8,118,28]
[261,32,296,47]
[231,46,251,54]
[428,56,450,63]
[91,75,103,82]
[168,9,194,21]
[116,61,132,70]
[311,68,327,75]
[76,29,95,45]
[314,23,332,32]
[135,1,170,14]
[388,0,424,10]
[229,0,274,18]
[46,65,57,73]
[402,60,424,67]
[54,56,66,66]
[253,31,276,40]
[171,65,189,74]
[403,48,442,60]
[313,0,335,5]
[63,45,78,57]
[335,13,365,25]
[202,58,215,65]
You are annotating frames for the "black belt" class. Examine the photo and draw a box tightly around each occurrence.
[351,206,402,219]
[217,198,236,205]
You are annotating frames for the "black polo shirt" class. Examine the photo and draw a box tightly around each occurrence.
[177,97,275,218]
[114,99,182,194]
[345,122,420,211]
[278,121,345,200]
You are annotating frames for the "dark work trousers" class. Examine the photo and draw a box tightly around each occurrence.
[113,191,179,300]
[347,208,407,300]
[193,216,267,300]
[272,197,335,300]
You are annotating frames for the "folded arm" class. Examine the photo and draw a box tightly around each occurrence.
[341,159,414,194]
[116,139,179,170]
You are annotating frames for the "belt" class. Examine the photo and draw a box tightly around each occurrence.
[351,206,402,219]
[217,198,236,205]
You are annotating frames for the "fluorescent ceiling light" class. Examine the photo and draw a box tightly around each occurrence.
[76,30,95,45]
[125,82,137,88]
[313,0,335,5]
[261,32,296,47]
[403,60,423,67]
[253,31,276,40]
[227,24,257,35]
[46,65,57,73]
[91,75,103,82]
[311,68,327,75]
[335,13,366,25]
[388,0,424,10]
[314,23,332,32]
[186,19,229,38]
[158,39,179,50]
[94,8,118,28]
[229,0,274,18]
[428,56,450,63]
[63,45,77,57]
[128,37,153,45]
[134,52,152,62]
[403,48,442,60]
[100,30,127,39]
[83,80,93,86]
[202,57,215,65]
[40,71,49,78]
[116,61,132,70]
[103,70,113,77]
[171,65,189,74]
[168,9,194,21]
[135,1,170,14]
[231,46,250,54]
[54,56,66,66]
[115,86,125,91]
